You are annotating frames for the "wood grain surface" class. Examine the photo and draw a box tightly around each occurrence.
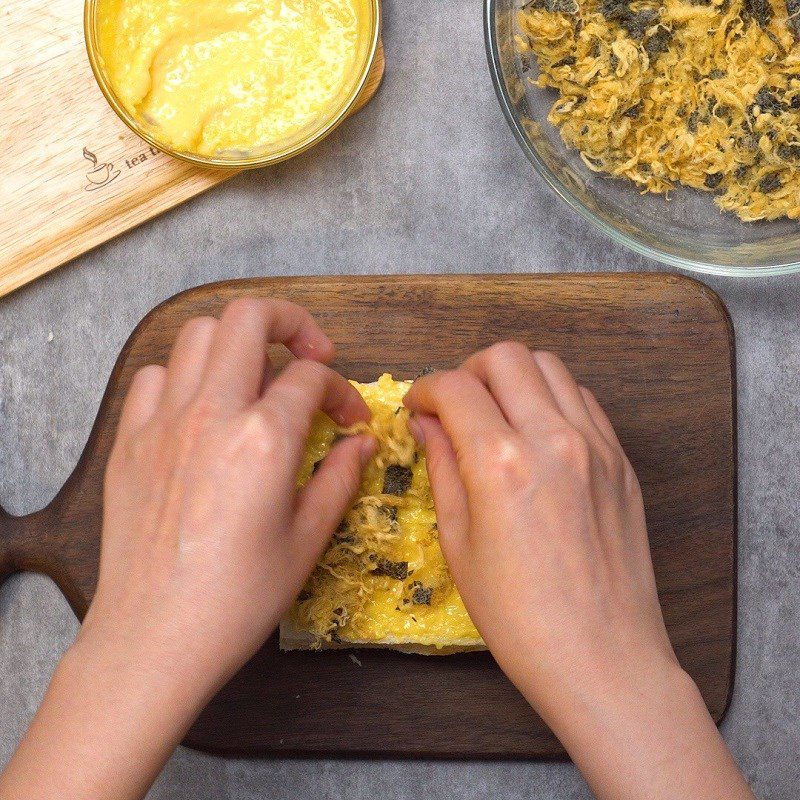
[0,0,384,299]
[0,274,737,759]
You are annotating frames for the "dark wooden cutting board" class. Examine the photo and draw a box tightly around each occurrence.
[0,273,736,759]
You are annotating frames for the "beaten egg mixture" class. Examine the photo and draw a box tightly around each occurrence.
[97,0,367,157]
[285,374,483,652]
[518,0,800,220]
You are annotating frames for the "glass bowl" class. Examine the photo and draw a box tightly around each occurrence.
[84,0,380,169]
[484,0,800,276]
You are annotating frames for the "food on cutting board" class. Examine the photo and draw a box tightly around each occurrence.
[280,374,485,655]
[516,0,800,221]
[95,0,370,157]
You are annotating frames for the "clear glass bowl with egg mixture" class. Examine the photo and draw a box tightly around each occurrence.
[85,0,380,169]
[485,0,800,276]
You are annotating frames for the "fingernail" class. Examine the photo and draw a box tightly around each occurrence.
[301,336,334,361]
[408,415,425,446]
[359,435,378,466]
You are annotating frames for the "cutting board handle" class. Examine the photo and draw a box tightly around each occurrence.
[0,504,25,585]
[0,500,85,615]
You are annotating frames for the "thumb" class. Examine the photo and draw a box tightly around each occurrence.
[410,414,470,564]
[290,434,377,567]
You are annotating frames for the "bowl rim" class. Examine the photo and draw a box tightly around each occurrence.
[483,0,800,277]
[84,0,381,170]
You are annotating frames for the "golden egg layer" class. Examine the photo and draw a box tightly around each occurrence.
[289,374,483,650]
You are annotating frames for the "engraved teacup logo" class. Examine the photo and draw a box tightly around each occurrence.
[83,147,120,191]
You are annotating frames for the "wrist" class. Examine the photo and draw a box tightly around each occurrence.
[513,642,689,729]
[0,629,209,800]
[532,648,700,747]
[63,622,214,733]
[526,652,744,799]
[73,595,235,708]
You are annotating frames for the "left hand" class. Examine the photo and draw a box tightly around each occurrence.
[0,298,374,800]
[80,297,375,695]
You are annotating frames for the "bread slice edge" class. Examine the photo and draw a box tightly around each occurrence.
[279,618,486,656]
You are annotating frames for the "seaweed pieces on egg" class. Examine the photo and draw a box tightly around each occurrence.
[410,581,433,605]
[374,558,409,581]
[383,464,413,495]
[287,374,483,649]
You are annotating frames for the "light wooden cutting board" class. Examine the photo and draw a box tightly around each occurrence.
[0,0,384,299]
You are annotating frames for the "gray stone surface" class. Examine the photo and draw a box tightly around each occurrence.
[1,1,799,797]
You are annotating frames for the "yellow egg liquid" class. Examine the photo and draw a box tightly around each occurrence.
[96,0,371,158]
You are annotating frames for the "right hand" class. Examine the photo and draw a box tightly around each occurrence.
[404,343,674,716]
[404,343,754,800]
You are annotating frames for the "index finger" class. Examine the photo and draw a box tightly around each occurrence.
[403,369,512,469]
[198,298,335,409]
[461,341,561,432]
[258,359,372,472]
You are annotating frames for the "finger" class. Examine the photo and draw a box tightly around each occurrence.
[290,434,377,563]
[410,414,470,560]
[117,365,167,439]
[531,351,604,442]
[259,360,370,471]
[162,317,218,410]
[403,370,511,467]
[200,299,335,408]
[580,386,623,450]
[461,342,561,431]
[264,359,370,427]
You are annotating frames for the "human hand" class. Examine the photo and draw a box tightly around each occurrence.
[78,298,375,697]
[405,343,671,713]
[1,299,376,800]
[404,343,753,800]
